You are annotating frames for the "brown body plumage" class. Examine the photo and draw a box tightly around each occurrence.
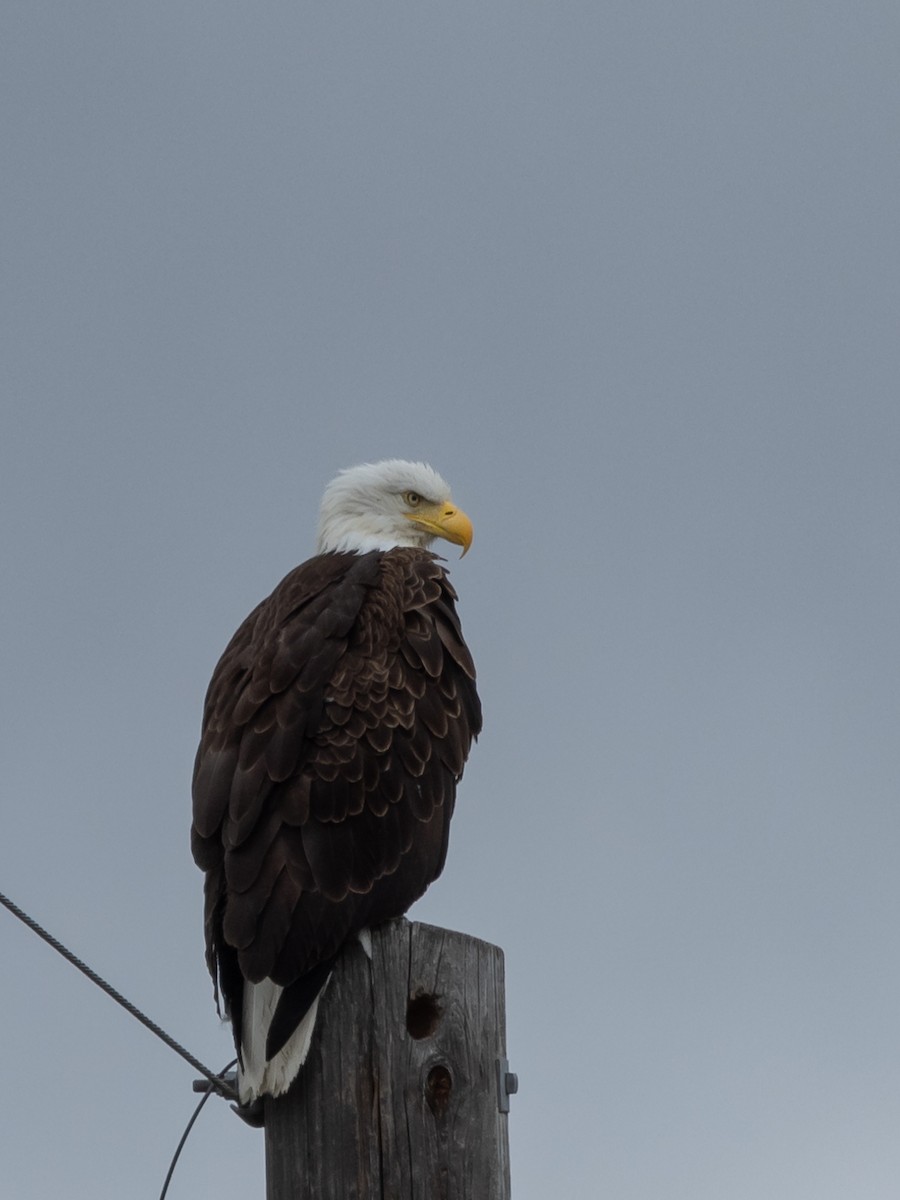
[191,547,481,1083]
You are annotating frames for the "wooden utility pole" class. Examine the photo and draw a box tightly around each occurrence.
[264,918,513,1200]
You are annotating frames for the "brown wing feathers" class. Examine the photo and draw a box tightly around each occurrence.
[191,548,480,1057]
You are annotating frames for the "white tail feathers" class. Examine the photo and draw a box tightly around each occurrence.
[238,976,331,1103]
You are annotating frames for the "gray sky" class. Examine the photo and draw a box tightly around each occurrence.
[2,2,899,1196]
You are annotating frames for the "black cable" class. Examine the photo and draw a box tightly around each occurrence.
[0,888,239,1102]
[159,1058,238,1200]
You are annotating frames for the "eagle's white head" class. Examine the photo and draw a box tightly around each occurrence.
[316,459,473,556]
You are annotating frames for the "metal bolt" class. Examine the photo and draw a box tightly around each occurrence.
[496,1057,518,1113]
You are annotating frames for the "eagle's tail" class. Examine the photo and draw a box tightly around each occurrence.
[238,972,332,1103]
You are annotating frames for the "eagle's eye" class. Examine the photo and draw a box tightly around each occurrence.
[404,491,422,507]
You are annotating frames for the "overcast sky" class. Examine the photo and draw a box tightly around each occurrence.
[2,3,899,1197]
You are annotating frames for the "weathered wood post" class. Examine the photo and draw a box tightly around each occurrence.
[264,917,512,1199]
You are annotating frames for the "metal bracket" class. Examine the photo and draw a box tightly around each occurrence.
[496,1057,519,1113]
[192,1070,238,1099]
[192,1072,265,1126]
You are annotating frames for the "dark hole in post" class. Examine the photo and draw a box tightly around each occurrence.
[425,1064,453,1115]
[406,991,442,1039]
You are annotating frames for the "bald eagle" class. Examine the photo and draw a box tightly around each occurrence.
[191,460,481,1103]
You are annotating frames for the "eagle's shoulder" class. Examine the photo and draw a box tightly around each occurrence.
[191,552,381,846]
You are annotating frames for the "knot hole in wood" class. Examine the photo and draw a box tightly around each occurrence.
[406,990,443,1039]
[425,1063,453,1115]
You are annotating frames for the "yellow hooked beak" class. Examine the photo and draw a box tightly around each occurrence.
[404,501,474,556]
